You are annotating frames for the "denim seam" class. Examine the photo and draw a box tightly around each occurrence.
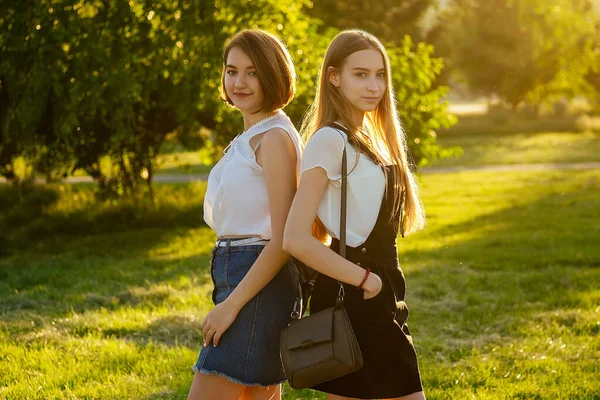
[195,343,210,371]
[243,291,260,381]
[224,247,231,297]
[210,247,218,304]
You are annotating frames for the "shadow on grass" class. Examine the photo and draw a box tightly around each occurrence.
[0,183,214,348]
[399,182,600,360]
[0,183,207,255]
[1,175,599,400]
[0,236,213,346]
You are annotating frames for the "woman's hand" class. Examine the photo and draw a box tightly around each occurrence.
[362,272,383,300]
[201,301,241,347]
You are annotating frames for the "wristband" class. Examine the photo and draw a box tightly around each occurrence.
[357,268,370,290]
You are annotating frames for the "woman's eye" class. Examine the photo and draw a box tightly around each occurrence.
[248,71,257,76]
[377,73,386,78]
[356,72,366,78]
[226,70,236,76]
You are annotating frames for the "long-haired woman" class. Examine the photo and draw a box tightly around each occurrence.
[283,30,427,400]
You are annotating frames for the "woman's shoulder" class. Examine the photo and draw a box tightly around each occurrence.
[300,126,347,171]
[244,111,301,149]
[272,111,297,130]
[307,125,347,147]
[245,111,296,135]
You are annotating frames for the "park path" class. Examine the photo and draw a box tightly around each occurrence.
[1,162,600,184]
[419,161,600,174]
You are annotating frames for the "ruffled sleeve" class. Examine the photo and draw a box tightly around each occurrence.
[301,126,346,187]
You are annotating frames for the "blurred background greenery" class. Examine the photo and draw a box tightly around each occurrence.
[1,1,600,399]
[2,0,599,196]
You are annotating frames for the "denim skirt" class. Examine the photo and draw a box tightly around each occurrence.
[193,243,297,386]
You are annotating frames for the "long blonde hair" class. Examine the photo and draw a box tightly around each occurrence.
[302,30,425,240]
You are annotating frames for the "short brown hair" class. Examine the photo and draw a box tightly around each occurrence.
[221,30,296,112]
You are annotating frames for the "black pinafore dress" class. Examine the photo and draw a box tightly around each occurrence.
[309,165,424,399]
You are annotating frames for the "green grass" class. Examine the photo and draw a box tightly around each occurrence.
[154,150,214,175]
[431,131,600,168]
[1,169,599,399]
[405,169,600,399]
[152,130,600,174]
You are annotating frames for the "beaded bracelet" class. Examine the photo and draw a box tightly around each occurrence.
[357,268,370,290]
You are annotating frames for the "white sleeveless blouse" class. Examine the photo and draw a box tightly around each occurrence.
[301,126,386,247]
[203,111,303,239]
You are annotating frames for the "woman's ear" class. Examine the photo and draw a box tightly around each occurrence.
[327,66,340,88]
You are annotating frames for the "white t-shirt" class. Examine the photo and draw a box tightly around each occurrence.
[301,125,386,247]
[203,111,303,239]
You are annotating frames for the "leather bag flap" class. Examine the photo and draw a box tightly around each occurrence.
[285,307,334,350]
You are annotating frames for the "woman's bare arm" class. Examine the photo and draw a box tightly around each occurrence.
[201,127,297,347]
[282,167,382,296]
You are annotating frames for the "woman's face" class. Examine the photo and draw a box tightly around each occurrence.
[331,48,386,113]
[224,47,264,112]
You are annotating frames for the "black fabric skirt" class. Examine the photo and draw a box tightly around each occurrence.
[309,255,423,399]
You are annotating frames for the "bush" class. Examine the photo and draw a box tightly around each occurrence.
[389,36,458,166]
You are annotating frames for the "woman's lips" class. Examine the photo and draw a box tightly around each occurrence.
[234,92,252,98]
[363,96,380,103]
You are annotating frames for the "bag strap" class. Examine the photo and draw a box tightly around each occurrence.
[329,123,349,307]
[339,136,348,258]
[329,122,349,261]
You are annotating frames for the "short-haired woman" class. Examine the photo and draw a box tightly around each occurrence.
[187,29,302,400]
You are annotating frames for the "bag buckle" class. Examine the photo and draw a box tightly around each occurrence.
[291,283,303,319]
[291,298,301,319]
[336,283,345,307]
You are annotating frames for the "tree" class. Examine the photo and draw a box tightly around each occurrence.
[584,16,600,108]
[390,36,457,166]
[305,0,436,44]
[429,0,598,107]
[0,0,455,195]
[0,0,326,195]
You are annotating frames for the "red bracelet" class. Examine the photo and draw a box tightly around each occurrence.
[357,268,370,290]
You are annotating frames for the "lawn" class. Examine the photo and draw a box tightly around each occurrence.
[61,129,600,180]
[154,150,214,176]
[152,130,600,174]
[431,131,600,168]
[1,168,599,399]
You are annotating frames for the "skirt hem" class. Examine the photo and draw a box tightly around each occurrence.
[192,366,286,388]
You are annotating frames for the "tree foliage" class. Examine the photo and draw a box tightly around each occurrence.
[0,0,454,195]
[390,36,457,165]
[584,15,600,108]
[430,0,599,107]
[305,0,436,44]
